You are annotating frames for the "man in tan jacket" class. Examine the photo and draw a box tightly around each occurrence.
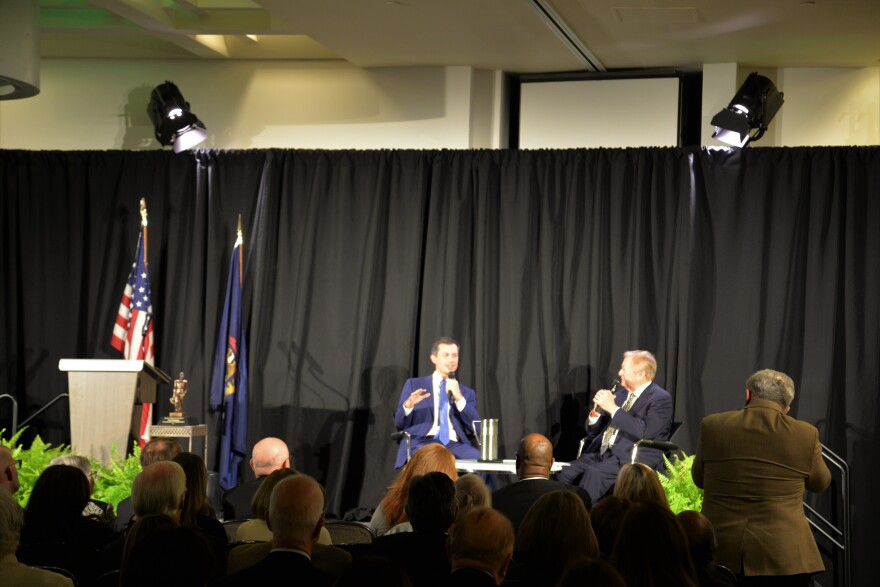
[692,369,831,586]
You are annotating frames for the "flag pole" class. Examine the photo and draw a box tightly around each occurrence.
[235,214,243,285]
[140,198,149,267]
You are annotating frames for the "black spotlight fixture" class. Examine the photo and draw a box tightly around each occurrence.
[147,81,207,152]
[711,72,784,148]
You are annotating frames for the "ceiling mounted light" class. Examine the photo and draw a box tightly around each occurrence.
[710,72,784,148]
[147,81,207,152]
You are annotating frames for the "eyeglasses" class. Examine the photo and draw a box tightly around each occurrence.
[15,459,22,470]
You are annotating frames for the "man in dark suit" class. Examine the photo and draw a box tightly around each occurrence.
[393,336,481,468]
[221,436,291,520]
[446,507,515,586]
[692,369,831,587]
[491,433,591,530]
[556,350,673,503]
[215,474,333,586]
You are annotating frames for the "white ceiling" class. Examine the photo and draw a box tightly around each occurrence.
[37,0,880,73]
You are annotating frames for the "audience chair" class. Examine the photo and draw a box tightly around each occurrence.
[221,518,251,543]
[324,520,375,545]
[390,430,411,463]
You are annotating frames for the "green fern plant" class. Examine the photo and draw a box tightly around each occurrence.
[1,428,73,507]
[92,443,142,508]
[658,451,704,514]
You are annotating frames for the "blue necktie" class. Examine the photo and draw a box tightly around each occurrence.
[438,379,450,445]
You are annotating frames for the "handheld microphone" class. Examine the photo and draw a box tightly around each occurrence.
[447,371,457,402]
[593,379,620,415]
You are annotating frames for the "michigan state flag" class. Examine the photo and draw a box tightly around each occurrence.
[210,232,248,490]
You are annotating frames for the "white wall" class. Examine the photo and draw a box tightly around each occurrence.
[1,59,878,149]
[0,59,503,150]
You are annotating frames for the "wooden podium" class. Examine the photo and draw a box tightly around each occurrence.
[58,359,171,465]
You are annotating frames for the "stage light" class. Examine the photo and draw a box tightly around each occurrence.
[147,81,207,152]
[711,72,784,148]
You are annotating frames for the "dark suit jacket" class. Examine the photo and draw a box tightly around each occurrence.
[584,382,673,468]
[491,478,592,530]
[446,567,498,586]
[214,550,333,586]
[222,476,265,520]
[393,375,481,468]
[692,398,831,576]
[372,530,451,587]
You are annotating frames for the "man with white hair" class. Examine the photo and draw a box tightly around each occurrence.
[216,474,332,586]
[0,489,74,586]
[222,437,291,520]
[131,461,187,522]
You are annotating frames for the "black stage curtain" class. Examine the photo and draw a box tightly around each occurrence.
[1,147,877,583]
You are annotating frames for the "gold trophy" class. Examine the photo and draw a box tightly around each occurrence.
[162,371,188,425]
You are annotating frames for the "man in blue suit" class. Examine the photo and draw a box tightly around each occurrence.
[393,336,481,468]
[556,350,673,503]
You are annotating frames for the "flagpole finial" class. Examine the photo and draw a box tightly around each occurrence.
[140,198,149,227]
[234,214,243,248]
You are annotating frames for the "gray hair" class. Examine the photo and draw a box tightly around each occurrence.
[0,489,23,555]
[50,454,93,479]
[746,369,795,408]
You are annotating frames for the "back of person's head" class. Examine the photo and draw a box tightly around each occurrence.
[612,501,699,587]
[405,471,456,532]
[0,489,24,555]
[557,557,626,587]
[140,437,184,467]
[0,446,20,495]
[334,555,414,587]
[250,467,299,519]
[250,437,291,476]
[677,510,718,571]
[515,490,599,575]
[268,474,325,551]
[448,507,514,583]
[120,514,178,585]
[172,452,214,525]
[131,461,187,521]
[515,433,554,478]
[589,496,633,559]
[125,524,218,587]
[25,464,90,524]
[380,443,459,527]
[49,454,96,494]
[747,368,795,408]
[613,463,670,508]
[454,473,491,520]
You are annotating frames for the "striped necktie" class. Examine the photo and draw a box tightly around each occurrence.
[600,392,636,454]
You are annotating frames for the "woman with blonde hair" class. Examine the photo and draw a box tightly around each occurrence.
[369,444,458,537]
[613,462,670,509]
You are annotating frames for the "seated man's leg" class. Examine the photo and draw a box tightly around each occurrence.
[577,457,621,504]
[555,452,600,486]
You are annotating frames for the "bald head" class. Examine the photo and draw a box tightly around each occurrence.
[268,474,325,553]
[0,447,19,495]
[250,437,291,477]
[516,434,554,479]
[449,507,515,584]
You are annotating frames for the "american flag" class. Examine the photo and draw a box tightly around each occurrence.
[110,227,155,446]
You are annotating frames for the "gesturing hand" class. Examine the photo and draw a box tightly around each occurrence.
[403,388,431,410]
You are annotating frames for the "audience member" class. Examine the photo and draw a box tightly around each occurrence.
[372,471,457,587]
[506,490,599,586]
[173,452,227,543]
[369,443,458,537]
[557,350,673,503]
[123,524,219,587]
[677,510,738,587]
[0,445,20,495]
[235,467,332,544]
[49,454,116,528]
[216,474,333,586]
[587,496,633,560]
[222,436,290,520]
[556,557,626,587]
[131,461,187,521]
[0,489,74,586]
[118,514,178,586]
[491,433,591,530]
[115,437,183,532]
[611,500,699,587]
[612,462,670,508]
[693,369,831,586]
[446,507,514,586]
[454,473,491,522]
